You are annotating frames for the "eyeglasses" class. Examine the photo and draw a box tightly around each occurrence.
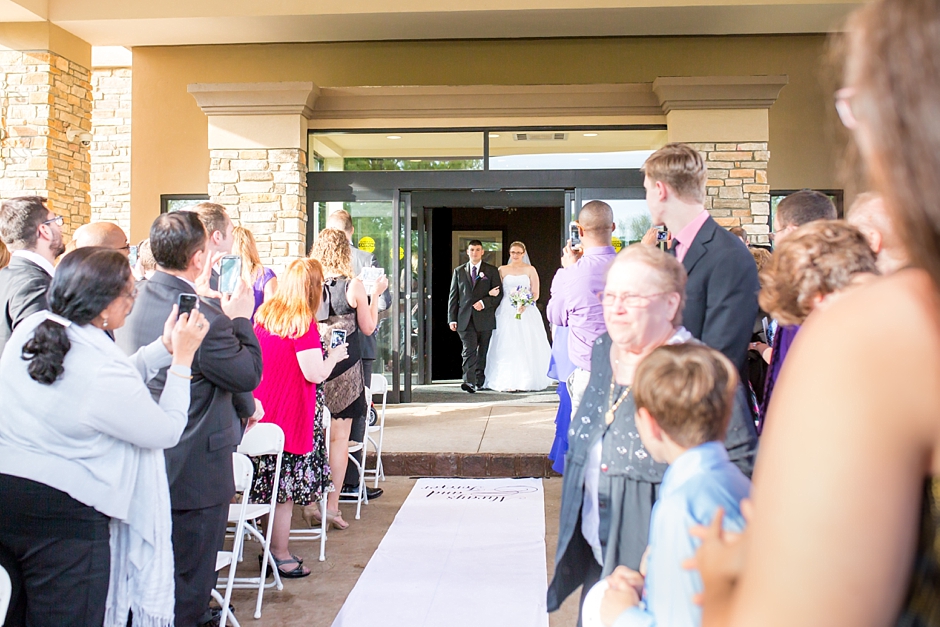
[122,287,139,300]
[41,215,64,227]
[597,291,671,307]
[834,87,858,130]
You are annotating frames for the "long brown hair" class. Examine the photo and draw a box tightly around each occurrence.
[254,258,323,339]
[309,228,353,278]
[232,226,263,283]
[843,0,940,289]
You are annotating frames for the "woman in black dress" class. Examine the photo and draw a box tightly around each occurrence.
[309,228,388,529]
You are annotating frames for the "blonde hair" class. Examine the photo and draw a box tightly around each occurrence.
[309,228,353,277]
[750,247,772,276]
[0,239,9,270]
[608,244,688,326]
[633,343,739,448]
[254,258,323,339]
[641,143,707,204]
[232,226,264,283]
[759,220,878,325]
[509,241,526,253]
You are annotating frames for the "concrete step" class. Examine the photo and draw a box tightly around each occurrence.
[365,452,560,478]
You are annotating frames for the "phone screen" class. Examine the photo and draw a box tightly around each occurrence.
[656,228,669,242]
[128,245,138,267]
[219,255,241,294]
[178,293,198,317]
[330,329,347,349]
[569,222,581,249]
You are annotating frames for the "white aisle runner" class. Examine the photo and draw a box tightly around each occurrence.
[331,478,550,627]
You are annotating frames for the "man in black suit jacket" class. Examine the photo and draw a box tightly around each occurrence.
[115,211,262,627]
[448,240,503,392]
[0,196,65,356]
[643,144,759,373]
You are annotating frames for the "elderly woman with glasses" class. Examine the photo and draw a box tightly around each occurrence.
[547,244,758,621]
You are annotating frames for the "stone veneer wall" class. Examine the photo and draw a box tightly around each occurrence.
[208,148,308,270]
[89,68,131,232]
[0,50,92,235]
[691,142,771,245]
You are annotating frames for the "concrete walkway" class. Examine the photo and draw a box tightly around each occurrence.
[382,382,561,455]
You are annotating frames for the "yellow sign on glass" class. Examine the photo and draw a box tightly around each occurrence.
[612,236,623,252]
[358,236,375,253]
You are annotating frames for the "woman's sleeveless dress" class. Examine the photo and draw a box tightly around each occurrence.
[317,277,366,419]
[483,273,552,392]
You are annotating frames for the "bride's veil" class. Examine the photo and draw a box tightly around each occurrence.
[523,251,532,265]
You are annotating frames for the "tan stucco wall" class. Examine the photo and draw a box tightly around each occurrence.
[130,35,837,241]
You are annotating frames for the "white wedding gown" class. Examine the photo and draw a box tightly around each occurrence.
[483,273,553,392]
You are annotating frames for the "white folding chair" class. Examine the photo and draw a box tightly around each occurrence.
[365,374,389,488]
[289,406,330,562]
[0,563,10,627]
[226,423,286,619]
[214,453,252,627]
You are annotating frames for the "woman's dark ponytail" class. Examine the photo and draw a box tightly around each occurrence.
[19,246,131,385]
[22,320,70,384]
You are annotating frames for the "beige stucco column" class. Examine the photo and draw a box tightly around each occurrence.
[0,23,93,236]
[188,82,318,270]
[653,76,788,244]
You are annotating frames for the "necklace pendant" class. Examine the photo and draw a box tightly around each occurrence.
[605,409,615,425]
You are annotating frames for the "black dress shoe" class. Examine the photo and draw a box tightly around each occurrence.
[461,382,476,393]
[340,485,384,501]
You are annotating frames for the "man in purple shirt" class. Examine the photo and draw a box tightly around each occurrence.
[547,200,618,417]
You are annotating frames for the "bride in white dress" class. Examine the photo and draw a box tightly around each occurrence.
[484,241,553,392]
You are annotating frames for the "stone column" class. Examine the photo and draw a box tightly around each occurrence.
[0,24,93,236]
[189,82,317,271]
[653,76,787,245]
[89,48,132,231]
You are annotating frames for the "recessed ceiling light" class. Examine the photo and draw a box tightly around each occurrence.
[387,135,402,140]
[490,134,500,138]
[583,133,599,137]
[409,159,421,162]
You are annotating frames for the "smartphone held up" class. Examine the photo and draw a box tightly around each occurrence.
[218,255,241,294]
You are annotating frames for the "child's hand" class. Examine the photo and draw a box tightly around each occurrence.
[608,565,645,597]
[600,583,640,626]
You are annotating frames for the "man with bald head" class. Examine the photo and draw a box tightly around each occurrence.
[847,192,908,275]
[72,221,130,257]
[547,200,618,415]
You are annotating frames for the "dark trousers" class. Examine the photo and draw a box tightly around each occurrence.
[457,320,492,386]
[344,358,373,487]
[0,474,111,627]
[171,503,229,627]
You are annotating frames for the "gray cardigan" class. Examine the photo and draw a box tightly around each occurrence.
[0,311,190,521]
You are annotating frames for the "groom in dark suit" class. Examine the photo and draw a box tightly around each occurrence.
[448,240,503,393]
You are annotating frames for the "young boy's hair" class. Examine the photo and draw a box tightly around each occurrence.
[633,343,739,448]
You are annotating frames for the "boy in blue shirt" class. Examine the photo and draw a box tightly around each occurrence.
[597,343,752,627]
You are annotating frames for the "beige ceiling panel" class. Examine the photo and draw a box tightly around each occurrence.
[52,4,860,46]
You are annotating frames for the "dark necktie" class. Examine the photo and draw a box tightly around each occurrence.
[470,264,478,285]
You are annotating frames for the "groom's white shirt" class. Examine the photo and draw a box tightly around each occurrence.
[468,261,484,308]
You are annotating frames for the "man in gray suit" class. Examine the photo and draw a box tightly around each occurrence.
[115,211,262,627]
[0,196,65,356]
[325,209,389,500]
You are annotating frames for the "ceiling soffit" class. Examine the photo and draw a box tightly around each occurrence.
[187,81,319,116]
[653,75,789,112]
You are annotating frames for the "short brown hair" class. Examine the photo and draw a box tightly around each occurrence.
[608,244,687,326]
[0,196,49,250]
[633,343,739,448]
[775,190,837,228]
[0,239,9,270]
[325,209,354,234]
[641,143,707,204]
[191,202,230,238]
[750,247,772,276]
[759,220,877,325]
[309,228,353,277]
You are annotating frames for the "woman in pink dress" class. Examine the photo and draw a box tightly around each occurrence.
[250,258,347,578]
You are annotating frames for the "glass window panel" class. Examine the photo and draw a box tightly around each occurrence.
[581,198,653,251]
[489,129,666,170]
[309,131,483,171]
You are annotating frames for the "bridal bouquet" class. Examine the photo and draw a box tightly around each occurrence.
[509,286,535,320]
